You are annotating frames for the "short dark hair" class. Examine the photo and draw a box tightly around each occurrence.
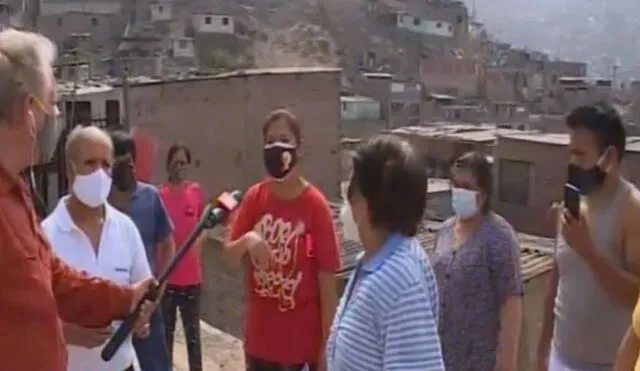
[109,129,137,160]
[262,108,302,144]
[166,142,192,169]
[566,101,626,159]
[452,151,493,213]
[349,135,426,236]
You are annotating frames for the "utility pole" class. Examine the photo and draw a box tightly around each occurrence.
[25,0,40,30]
[120,55,131,131]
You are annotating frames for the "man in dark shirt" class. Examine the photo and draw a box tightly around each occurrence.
[109,130,176,371]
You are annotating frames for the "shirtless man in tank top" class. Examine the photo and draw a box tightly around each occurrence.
[536,102,640,371]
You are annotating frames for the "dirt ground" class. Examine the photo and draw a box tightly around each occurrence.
[172,319,245,371]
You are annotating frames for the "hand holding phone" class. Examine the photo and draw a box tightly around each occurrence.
[564,183,581,219]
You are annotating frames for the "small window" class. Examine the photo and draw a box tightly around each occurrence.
[158,6,164,13]
[448,25,453,32]
[91,17,98,26]
[105,100,120,128]
[498,159,532,205]
[551,74,558,84]
[436,22,442,28]
[204,16,212,25]
[178,39,188,48]
[342,102,347,111]
[457,15,464,24]
[367,51,376,66]
[413,17,420,26]
[222,17,229,26]
[57,17,62,27]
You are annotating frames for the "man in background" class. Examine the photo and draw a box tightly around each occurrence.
[109,129,176,371]
[42,126,153,371]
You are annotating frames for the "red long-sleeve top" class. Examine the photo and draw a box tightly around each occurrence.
[0,163,133,371]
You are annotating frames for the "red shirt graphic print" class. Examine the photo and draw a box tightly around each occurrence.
[230,181,341,364]
[252,212,306,311]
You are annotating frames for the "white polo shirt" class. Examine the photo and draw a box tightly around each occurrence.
[41,196,152,371]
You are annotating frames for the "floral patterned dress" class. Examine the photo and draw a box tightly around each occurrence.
[431,213,524,371]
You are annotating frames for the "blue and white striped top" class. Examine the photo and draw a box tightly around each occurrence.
[326,233,444,371]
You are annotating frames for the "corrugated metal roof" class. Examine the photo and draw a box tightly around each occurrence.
[390,124,532,144]
[428,93,456,100]
[501,133,640,153]
[206,203,555,283]
[340,96,378,103]
[328,202,555,282]
[58,82,115,96]
[215,67,341,78]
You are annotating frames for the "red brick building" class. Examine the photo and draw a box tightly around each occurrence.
[127,67,343,200]
[493,133,640,237]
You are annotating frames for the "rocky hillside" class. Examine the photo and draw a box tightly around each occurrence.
[469,0,640,80]
[246,0,637,80]
[232,0,339,68]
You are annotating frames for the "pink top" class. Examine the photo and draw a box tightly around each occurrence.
[160,181,205,286]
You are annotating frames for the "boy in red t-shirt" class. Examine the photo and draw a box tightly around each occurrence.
[225,109,341,371]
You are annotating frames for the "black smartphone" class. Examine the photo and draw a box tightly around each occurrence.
[564,183,581,218]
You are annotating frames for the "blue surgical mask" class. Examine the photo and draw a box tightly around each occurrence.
[451,187,479,219]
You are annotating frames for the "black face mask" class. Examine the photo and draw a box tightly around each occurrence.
[112,161,137,191]
[568,163,606,195]
[263,142,298,180]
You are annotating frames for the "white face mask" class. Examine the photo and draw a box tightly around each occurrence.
[340,201,361,243]
[72,168,113,208]
[451,187,479,219]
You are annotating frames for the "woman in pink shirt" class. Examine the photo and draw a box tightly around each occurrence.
[159,143,205,371]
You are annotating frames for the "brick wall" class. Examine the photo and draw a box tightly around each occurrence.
[128,68,343,201]
[494,135,640,237]
[201,239,246,338]
[39,13,116,46]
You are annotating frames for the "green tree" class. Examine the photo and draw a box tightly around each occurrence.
[203,49,233,71]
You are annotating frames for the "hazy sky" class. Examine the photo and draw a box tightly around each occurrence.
[465,0,640,79]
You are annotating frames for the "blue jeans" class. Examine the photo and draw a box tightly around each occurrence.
[134,310,171,371]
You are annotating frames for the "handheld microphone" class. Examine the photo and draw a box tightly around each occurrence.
[100,190,243,361]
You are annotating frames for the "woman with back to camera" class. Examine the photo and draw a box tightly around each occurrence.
[159,143,205,371]
[224,108,341,371]
[326,135,445,371]
[431,151,524,371]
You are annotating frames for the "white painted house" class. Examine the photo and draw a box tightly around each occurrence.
[396,14,454,38]
[40,1,121,16]
[172,37,195,58]
[191,14,234,34]
[150,2,172,22]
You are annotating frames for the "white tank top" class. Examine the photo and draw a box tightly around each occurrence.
[553,179,632,366]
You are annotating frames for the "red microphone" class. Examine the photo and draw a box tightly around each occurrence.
[101,190,243,361]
